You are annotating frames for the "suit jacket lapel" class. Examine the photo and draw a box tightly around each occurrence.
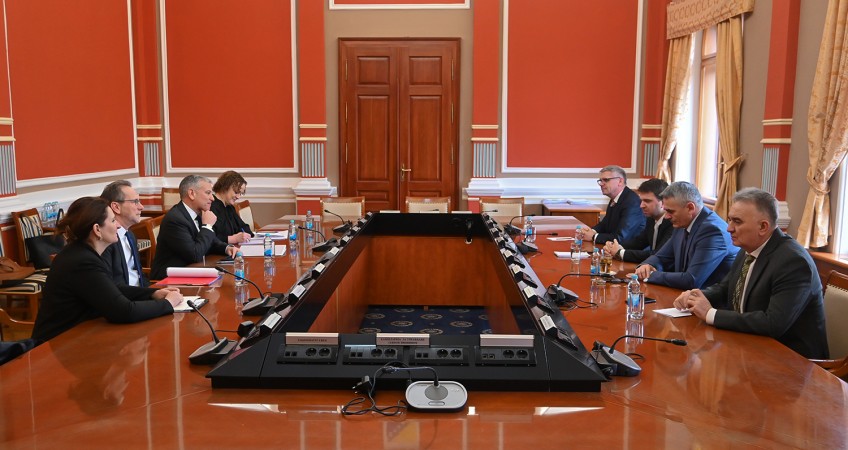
[741,228,784,309]
[116,237,130,283]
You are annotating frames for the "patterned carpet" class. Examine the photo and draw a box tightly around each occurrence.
[358,306,492,335]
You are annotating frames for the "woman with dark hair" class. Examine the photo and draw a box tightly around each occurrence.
[32,197,182,342]
[211,170,253,244]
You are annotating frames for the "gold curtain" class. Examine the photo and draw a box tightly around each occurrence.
[797,0,848,248]
[657,35,693,182]
[713,16,744,219]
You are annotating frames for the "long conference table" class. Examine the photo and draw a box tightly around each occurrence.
[1,214,846,448]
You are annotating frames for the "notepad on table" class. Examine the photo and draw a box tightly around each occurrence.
[654,307,693,318]
[172,296,207,313]
[554,251,590,259]
[240,244,287,257]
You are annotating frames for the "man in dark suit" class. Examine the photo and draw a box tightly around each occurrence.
[636,181,738,290]
[101,180,148,287]
[151,175,237,280]
[582,165,644,245]
[604,178,672,263]
[674,188,828,359]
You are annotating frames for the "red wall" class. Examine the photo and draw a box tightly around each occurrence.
[165,0,294,169]
[506,1,639,169]
[6,0,136,180]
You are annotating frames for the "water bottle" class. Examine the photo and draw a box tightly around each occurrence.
[575,225,584,249]
[234,251,246,287]
[523,217,534,243]
[263,233,274,261]
[627,274,644,319]
[288,219,298,248]
[305,210,314,230]
[590,247,600,275]
[264,258,276,289]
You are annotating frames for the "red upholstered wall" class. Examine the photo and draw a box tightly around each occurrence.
[506,1,639,169]
[6,0,136,180]
[164,0,294,169]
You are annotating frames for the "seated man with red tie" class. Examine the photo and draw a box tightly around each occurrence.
[101,180,148,287]
[581,165,644,245]
[673,188,828,359]
[150,175,237,280]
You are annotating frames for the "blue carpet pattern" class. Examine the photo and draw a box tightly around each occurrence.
[359,306,492,335]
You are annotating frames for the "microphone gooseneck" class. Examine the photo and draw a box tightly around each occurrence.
[297,225,327,242]
[507,214,536,227]
[216,266,266,300]
[608,335,687,354]
[187,300,220,344]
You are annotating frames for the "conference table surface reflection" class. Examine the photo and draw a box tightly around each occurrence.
[0,214,845,449]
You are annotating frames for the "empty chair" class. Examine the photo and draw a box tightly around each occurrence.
[406,196,451,213]
[234,199,259,230]
[811,270,848,379]
[0,307,34,341]
[478,197,524,223]
[161,187,181,210]
[131,215,164,276]
[321,197,366,223]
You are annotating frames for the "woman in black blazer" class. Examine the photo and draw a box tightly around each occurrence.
[32,197,183,342]
[211,170,253,245]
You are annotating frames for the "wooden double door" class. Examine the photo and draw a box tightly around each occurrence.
[339,39,459,212]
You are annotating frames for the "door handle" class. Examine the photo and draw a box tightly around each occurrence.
[400,164,412,181]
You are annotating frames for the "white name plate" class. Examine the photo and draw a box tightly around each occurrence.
[376,333,430,346]
[286,332,339,345]
[480,334,534,348]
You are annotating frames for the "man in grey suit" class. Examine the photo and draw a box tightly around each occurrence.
[151,175,237,280]
[674,188,828,359]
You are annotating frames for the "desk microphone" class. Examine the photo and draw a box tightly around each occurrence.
[324,209,352,233]
[545,273,580,304]
[592,335,687,377]
[297,226,339,252]
[187,300,237,365]
[505,214,536,236]
[216,266,280,316]
[381,365,468,411]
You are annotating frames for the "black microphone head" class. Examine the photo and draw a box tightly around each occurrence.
[671,339,688,346]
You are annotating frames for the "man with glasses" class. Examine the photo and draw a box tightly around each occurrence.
[582,165,644,245]
[101,180,148,287]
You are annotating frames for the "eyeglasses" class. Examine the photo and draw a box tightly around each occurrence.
[596,177,622,185]
[116,199,142,205]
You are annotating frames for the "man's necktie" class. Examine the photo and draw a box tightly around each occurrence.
[609,200,616,208]
[732,254,755,312]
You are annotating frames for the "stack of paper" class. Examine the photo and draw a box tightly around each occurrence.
[554,251,590,259]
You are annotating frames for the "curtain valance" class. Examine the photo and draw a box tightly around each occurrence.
[667,0,754,39]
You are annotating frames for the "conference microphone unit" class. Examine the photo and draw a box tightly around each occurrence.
[216,266,281,316]
[297,226,339,252]
[545,273,581,305]
[187,300,237,365]
[324,209,352,233]
[505,214,536,236]
[592,335,687,377]
[380,365,468,412]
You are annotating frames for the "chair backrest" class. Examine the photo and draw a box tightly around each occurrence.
[0,307,34,341]
[406,196,451,213]
[824,271,848,359]
[161,187,181,210]
[234,200,258,230]
[11,208,44,266]
[478,197,524,221]
[321,197,366,223]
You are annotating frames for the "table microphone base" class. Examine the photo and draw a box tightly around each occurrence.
[242,295,279,316]
[189,338,237,365]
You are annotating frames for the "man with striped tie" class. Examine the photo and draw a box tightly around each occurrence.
[101,180,149,287]
[673,188,828,359]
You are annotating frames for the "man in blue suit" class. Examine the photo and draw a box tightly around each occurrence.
[582,165,644,245]
[674,188,827,359]
[636,181,737,290]
[101,180,148,287]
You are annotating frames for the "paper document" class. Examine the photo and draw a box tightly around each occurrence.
[167,267,219,278]
[547,236,574,241]
[173,296,207,313]
[240,244,287,257]
[554,251,590,259]
[654,307,693,318]
[247,231,287,242]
